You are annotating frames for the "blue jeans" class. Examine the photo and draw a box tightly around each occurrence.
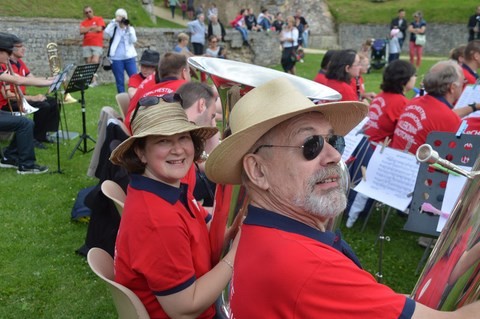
[259,19,271,30]
[235,26,248,42]
[0,112,36,166]
[111,58,138,93]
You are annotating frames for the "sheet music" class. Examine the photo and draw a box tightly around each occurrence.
[455,85,480,118]
[437,165,471,232]
[342,116,369,162]
[354,146,420,211]
[48,64,74,94]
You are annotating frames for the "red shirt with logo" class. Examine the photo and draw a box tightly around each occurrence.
[80,16,106,47]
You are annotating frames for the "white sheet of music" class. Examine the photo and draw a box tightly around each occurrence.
[354,146,420,211]
[455,84,480,118]
[341,117,369,162]
[437,165,471,232]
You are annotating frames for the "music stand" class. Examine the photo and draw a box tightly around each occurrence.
[48,64,74,173]
[65,64,99,159]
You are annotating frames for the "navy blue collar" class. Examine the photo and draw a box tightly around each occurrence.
[431,95,454,109]
[130,174,187,205]
[159,76,178,83]
[244,205,362,268]
[462,63,479,80]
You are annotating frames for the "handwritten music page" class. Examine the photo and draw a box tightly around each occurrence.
[342,117,369,162]
[437,166,471,232]
[354,146,420,211]
[455,85,480,118]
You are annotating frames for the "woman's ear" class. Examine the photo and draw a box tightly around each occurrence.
[134,145,146,164]
[243,154,269,190]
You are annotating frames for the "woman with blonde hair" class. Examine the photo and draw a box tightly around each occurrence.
[280,16,299,74]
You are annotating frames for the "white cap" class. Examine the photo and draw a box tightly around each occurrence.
[115,8,128,19]
[390,28,400,37]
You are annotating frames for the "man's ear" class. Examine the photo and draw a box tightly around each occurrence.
[243,154,269,190]
[197,98,206,113]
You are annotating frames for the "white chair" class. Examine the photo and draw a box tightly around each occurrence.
[115,93,130,120]
[87,247,150,319]
[101,180,126,216]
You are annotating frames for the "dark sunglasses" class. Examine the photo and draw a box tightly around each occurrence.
[130,93,183,126]
[253,134,345,160]
[84,10,92,14]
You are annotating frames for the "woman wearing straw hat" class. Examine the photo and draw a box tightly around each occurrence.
[110,98,238,318]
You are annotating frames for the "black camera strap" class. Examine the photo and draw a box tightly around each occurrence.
[106,26,117,58]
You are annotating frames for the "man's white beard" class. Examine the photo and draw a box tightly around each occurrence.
[294,165,347,219]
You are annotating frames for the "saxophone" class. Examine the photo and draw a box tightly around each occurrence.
[46,43,77,103]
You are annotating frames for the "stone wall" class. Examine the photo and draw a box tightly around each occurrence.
[0,17,281,84]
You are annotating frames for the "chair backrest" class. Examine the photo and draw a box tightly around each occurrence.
[87,247,150,319]
[101,180,126,215]
[115,93,131,120]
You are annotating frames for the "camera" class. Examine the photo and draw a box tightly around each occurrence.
[121,18,130,26]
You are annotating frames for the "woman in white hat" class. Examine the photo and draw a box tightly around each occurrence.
[110,98,238,319]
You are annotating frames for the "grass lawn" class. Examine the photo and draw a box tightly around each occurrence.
[0,51,445,317]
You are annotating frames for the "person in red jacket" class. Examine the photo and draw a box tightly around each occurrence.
[324,49,362,101]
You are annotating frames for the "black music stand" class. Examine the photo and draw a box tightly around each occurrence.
[48,64,73,173]
[65,64,99,159]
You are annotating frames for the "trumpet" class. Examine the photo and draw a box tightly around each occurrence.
[5,60,39,115]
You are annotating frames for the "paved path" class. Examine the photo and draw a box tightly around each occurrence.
[152,4,189,27]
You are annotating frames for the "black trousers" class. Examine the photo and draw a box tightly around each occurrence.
[5,96,59,142]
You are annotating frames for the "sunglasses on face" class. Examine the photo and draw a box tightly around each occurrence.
[85,10,92,14]
[130,93,183,126]
[253,134,346,161]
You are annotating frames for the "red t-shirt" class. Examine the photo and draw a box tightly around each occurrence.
[0,59,29,109]
[462,64,478,88]
[313,71,327,85]
[364,92,409,143]
[125,76,188,132]
[80,16,106,47]
[464,116,480,135]
[230,206,415,319]
[114,175,214,319]
[392,95,461,154]
[127,73,147,89]
[325,78,359,101]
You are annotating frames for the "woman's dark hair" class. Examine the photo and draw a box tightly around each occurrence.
[120,134,205,174]
[380,60,416,94]
[325,49,357,83]
[320,50,338,71]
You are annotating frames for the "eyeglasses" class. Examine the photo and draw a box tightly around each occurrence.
[253,134,346,160]
[210,40,218,43]
[130,93,183,126]
[84,10,92,14]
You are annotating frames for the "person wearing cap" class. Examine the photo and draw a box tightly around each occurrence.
[80,6,105,87]
[125,52,191,132]
[0,32,52,174]
[104,8,138,93]
[389,26,402,62]
[205,77,480,318]
[390,8,408,49]
[110,99,238,319]
[127,49,160,98]
[0,35,60,149]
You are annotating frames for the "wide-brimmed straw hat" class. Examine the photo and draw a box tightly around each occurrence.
[110,100,218,165]
[205,77,368,185]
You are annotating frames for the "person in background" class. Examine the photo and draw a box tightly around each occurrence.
[245,8,261,32]
[230,9,249,47]
[280,16,299,75]
[389,26,401,62]
[294,8,309,47]
[449,44,466,65]
[207,14,226,42]
[188,13,207,55]
[173,32,194,57]
[325,49,362,101]
[354,53,376,102]
[272,12,284,32]
[0,33,51,174]
[0,35,59,149]
[187,0,195,20]
[313,50,338,85]
[468,5,480,42]
[127,49,160,98]
[205,35,226,59]
[169,0,180,19]
[104,8,138,93]
[390,8,407,49]
[206,2,218,21]
[79,6,105,87]
[111,98,238,319]
[181,1,187,20]
[408,11,426,68]
[461,40,480,85]
[257,7,273,31]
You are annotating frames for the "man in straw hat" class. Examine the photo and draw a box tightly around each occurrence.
[205,77,480,318]
[110,99,238,319]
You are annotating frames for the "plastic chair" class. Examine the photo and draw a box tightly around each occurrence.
[101,180,126,215]
[115,93,130,120]
[87,247,150,319]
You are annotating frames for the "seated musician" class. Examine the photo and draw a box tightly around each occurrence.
[125,52,191,132]
[0,32,52,174]
[110,97,238,318]
[324,49,362,101]
[0,35,59,149]
[127,49,159,99]
[204,77,480,318]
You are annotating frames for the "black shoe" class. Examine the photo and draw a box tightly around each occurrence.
[17,164,49,175]
[34,140,47,149]
[0,157,18,169]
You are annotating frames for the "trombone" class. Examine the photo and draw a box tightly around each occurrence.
[4,60,39,115]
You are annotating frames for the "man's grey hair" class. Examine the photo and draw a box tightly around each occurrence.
[423,60,462,96]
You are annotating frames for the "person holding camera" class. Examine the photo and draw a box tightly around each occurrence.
[104,8,138,93]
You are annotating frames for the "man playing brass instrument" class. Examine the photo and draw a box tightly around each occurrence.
[0,33,51,174]
[205,77,480,318]
[0,35,59,149]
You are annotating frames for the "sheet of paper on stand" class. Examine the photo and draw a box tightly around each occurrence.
[341,116,369,162]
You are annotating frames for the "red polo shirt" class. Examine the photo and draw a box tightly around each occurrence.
[80,16,106,47]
